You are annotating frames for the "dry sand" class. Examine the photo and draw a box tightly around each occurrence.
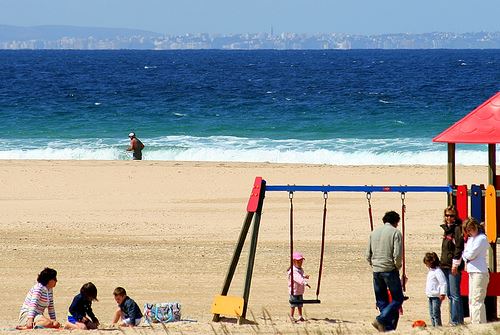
[1,160,499,334]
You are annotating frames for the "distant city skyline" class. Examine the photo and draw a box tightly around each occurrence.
[2,27,499,50]
[0,0,499,35]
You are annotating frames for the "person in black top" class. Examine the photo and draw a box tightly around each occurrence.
[112,287,143,327]
[66,282,99,330]
[439,205,465,326]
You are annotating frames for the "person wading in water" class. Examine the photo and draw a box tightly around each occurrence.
[127,132,145,160]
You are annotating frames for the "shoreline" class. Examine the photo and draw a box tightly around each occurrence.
[0,158,492,168]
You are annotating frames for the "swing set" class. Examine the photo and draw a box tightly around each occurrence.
[211,177,453,323]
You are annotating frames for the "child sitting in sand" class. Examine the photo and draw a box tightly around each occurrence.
[66,282,100,330]
[423,252,447,327]
[112,287,143,327]
[288,251,310,322]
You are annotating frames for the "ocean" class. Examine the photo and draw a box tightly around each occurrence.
[0,49,499,165]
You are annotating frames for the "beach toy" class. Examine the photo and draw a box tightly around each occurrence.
[411,320,427,328]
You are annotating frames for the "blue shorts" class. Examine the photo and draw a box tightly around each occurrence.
[289,294,304,308]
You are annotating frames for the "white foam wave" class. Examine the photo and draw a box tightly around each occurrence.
[0,147,125,160]
[145,147,489,166]
[0,135,497,165]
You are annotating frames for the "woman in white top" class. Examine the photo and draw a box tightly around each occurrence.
[462,217,490,324]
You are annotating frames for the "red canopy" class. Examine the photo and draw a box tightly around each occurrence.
[433,92,500,144]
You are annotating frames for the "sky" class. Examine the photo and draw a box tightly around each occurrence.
[1,0,499,35]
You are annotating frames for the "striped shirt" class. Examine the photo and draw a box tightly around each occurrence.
[20,283,56,320]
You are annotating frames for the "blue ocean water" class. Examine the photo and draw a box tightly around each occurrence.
[0,49,499,164]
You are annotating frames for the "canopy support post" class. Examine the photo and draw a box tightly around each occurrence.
[487,144,497,320]
[447,143,456,205]
[488,144,497,272]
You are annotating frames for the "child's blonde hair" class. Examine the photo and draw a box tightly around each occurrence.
[113,287,126,297]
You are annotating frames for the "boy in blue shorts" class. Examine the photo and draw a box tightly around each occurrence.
[112,287,143,327]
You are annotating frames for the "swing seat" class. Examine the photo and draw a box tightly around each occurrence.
[289,299,321,304]
[211,295,244,317]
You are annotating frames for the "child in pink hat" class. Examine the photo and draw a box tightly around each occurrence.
[287,251,310,322]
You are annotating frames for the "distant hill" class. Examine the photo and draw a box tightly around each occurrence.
[0,25,499,50]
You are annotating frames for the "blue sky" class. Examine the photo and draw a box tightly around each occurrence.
[1,0,498,35]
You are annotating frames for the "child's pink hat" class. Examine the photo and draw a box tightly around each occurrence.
[292,252,305,260]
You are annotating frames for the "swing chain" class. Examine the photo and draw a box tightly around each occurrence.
[401,192,406,211]
[366,192,372,205]
[289,191,294,199]
[323,191,328,200]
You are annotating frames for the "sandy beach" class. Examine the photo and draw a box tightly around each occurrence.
[1,160,499,334]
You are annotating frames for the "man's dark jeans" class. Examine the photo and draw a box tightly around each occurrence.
[373,270,404,331]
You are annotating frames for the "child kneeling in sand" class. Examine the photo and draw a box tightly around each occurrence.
[66,282,100,330]
[112,287,143,327]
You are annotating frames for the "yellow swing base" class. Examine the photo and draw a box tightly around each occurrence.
[211,295,244,319]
